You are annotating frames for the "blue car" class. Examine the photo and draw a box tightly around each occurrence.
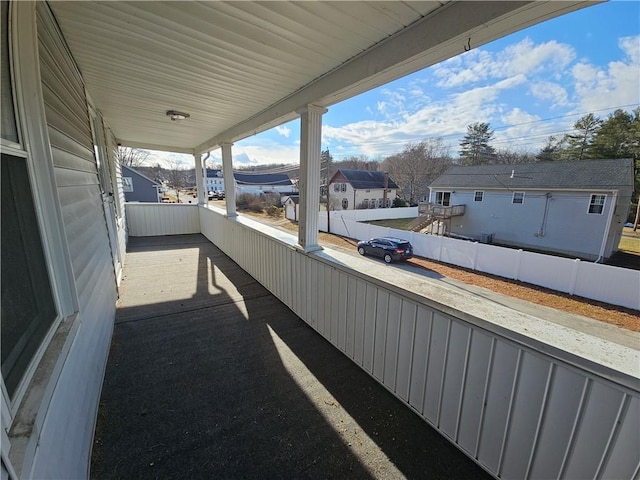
[357,237,413,263]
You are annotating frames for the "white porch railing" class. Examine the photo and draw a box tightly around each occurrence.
[125,203,199,236]
[125,203,639,480]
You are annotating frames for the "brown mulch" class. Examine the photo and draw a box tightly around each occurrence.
[314,232,639,333]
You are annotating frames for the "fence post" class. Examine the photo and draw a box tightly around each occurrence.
[569,258,580,295]
[438,234,444,262]
[513,249,523,280]
[472,242,479,271]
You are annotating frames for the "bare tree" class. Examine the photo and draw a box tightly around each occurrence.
[117,147,151,167]
[382,138,452,205]
[166,159,188,202]
[494,149,535,164]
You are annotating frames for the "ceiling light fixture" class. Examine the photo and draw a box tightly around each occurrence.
[166,110,190,122]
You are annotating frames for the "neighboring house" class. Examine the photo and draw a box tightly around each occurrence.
[328,169,399,210]
[282,195,299,221]
[206,168,225,193]
[122,165,161,202]
[234,171,296,196]
[428,159,634,260]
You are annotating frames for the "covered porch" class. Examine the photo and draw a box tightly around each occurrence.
[3,2,638,479]
[92,233,489,478]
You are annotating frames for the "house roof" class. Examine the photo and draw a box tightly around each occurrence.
[233,172,293,186]
[206,169,223,178]
[46,2,591,154]
[331,169,399,190]
[122,165,160,186]
[429,159,634,191]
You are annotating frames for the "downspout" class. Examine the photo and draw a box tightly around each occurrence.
[596,190,617,263]
[202,151,210,194]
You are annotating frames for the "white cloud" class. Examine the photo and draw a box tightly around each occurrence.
[232,144,299,165]
[530,81,569,107]
[572,34,640,113]
[275,125,291,138]
[434,38,575,88]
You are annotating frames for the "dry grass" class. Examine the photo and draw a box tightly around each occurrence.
[619,227,640,254]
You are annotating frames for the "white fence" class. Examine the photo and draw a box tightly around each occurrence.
[320,215,640,311]
[197,206,639,480]
[326,206,418,222]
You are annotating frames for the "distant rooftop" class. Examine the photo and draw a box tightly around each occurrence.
[429,158,634,190]
[332,169,399,190]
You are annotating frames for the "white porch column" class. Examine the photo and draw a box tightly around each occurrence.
[221,142,237,217]
[194,153,205,205]
[297,104,327,252]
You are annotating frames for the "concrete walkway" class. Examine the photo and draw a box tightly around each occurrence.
[91,234,491,479]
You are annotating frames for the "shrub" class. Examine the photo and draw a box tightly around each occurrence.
[236,193,263,213]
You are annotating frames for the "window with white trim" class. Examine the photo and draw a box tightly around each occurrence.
[588,194,606,214]
[341,198,348,209]
[122,177,133,192]
[474,191,484,202]
[512,192,525,204]
[435,191,451,206]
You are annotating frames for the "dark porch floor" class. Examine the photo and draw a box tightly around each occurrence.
[90,234,490,479]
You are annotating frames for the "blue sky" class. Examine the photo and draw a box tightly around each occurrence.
[159,1,639,167]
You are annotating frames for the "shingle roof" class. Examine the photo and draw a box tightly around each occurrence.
[429,159,634,190]
[122,165,160,185]
[334,169,399,190]
[233,172,293,186]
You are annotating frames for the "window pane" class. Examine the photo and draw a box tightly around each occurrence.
[1,1,19,143]
[1,154,57,398]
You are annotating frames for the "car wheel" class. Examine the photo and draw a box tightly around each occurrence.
[358,247,365,256]
[384,253,392,264]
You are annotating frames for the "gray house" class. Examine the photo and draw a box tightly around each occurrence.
[428,159,635,260]
[122,165,161,203]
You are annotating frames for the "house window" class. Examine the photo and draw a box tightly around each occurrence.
[474,191,484,202]
[1,1,18,144]
[512,192,525,204]
[122,176,133,192]
[341,198,348,209]
[588,194,606,214]
[341,183,346,192]
[377,198,383,208]
[369,199,376,209]
[2,154,57,399]
[435,191,451,206]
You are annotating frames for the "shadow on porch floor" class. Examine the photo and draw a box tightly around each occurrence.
[90,234,490,479]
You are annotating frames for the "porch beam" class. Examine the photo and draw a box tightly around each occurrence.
[195,1,595,153]
[221,143,236,218]
[116,139,195,155]
[297,105,327,253]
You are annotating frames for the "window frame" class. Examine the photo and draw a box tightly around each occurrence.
[2,1,79,419]
[512,192,525,204]
[341,198,348,209]
[474,191,484,202]
[588,194,606,215]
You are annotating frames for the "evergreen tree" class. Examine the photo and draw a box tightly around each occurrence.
[565,113,602,160]
[591,108,640,160]
[459,122,496,165]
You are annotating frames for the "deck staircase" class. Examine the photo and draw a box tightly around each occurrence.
[409,203,466,232]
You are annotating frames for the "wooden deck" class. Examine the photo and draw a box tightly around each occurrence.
[90,234,489,479]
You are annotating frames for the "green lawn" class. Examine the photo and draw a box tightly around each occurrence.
[364,217,418,230]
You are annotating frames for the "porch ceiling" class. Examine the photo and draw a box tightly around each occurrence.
[49,1,596,154]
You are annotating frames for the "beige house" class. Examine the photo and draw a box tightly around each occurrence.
[329,169,399,210]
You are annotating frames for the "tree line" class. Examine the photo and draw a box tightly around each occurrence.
[118,107,639,207]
